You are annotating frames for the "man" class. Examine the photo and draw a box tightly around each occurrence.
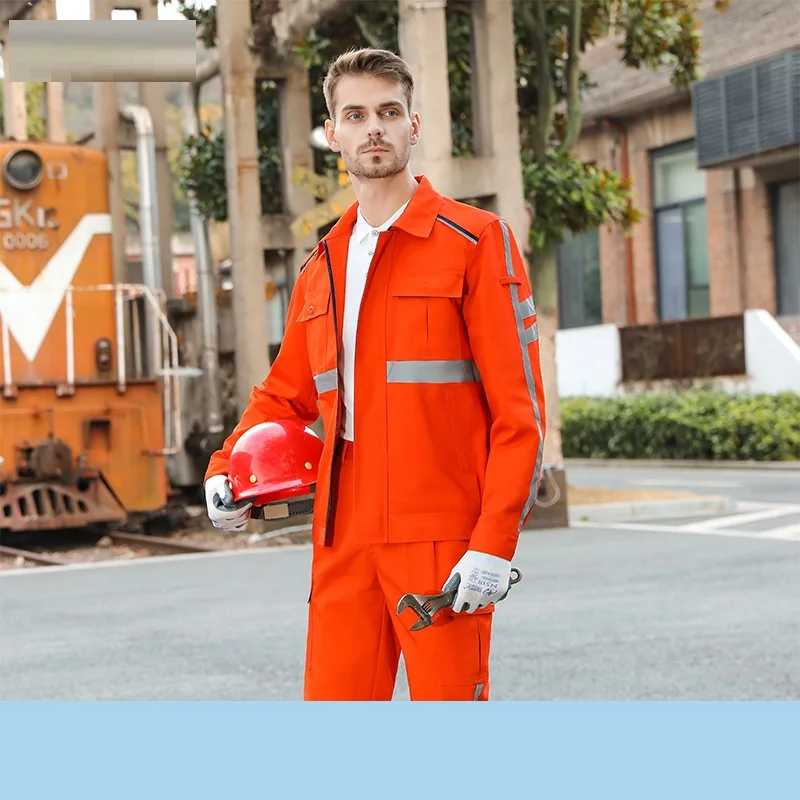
[204,47,546,701]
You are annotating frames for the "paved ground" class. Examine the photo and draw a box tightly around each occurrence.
[2,519,798,701]
[568,462,800,541]
[567,462,800,505]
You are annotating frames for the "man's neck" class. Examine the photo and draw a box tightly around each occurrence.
[350,168,418,228]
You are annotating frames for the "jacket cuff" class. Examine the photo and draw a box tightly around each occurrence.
[468,513,521,562]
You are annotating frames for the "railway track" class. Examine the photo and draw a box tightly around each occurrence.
[0,530,224,570]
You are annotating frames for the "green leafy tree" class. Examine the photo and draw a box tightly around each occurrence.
[170,0,727,466]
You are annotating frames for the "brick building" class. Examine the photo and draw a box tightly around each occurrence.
[559,0,800,338]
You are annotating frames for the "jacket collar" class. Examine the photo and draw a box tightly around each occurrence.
[316,175,444,255]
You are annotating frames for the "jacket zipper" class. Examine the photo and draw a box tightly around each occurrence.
[322,241,340,543]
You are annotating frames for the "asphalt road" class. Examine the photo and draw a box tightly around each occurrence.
[566,461,800,505]
[2,523,798,701]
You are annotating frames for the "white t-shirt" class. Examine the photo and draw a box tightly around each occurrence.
[339,201,409,441]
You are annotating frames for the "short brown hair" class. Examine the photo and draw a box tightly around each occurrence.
[322,47,415,120]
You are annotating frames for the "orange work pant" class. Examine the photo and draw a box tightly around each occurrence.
[303,440,493,701]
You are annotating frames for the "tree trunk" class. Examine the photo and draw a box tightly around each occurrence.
[530,243,563,470]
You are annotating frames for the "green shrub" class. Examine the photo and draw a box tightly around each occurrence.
[561,391,800,461]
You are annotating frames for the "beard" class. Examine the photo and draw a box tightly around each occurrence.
[340,139,410,180]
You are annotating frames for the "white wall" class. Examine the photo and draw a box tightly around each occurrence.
[555,310,800,398]
[744,309,800,394]
[555,324,621,397]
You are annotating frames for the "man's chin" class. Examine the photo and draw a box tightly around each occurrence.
[351,159,407,181]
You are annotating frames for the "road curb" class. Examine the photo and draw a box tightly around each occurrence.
[565,458,800,472]
[568,494,736,524]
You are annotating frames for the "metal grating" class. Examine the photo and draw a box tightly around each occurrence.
[692,50,800,168]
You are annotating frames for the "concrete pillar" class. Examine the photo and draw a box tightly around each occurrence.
[26,0,66,143]
[740,168,776,312]
[1,23,28,140]
[706,168,745,316]
[90,0,127,283]
[469,0,528,246]
[44,83,66,142]
[217,0,270,411]
[279,59,318,285]
[397,0,452,188]
[135,0,174,300]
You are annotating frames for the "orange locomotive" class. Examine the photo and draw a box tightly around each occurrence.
[0,141,178,533]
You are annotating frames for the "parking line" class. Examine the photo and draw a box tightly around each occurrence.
[675,504,800,532]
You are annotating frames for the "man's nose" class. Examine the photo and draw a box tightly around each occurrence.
[366,116,385,138]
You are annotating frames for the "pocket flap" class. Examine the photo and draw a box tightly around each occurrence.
[392,270,464,299]
[296,289,331,322]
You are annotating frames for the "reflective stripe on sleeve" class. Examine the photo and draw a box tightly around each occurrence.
[499,219,545,529]
[314,368,338,394]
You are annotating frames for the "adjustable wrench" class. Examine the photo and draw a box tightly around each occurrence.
[396,567,522,631]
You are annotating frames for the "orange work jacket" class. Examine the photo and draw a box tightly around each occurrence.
[206,176,546,562]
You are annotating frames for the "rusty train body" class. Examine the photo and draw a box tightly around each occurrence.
[0,140,185,534]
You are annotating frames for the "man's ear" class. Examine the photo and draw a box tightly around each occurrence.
[324,119,340,152]
[410,111,421,146]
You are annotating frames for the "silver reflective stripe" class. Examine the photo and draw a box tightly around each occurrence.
[473,682,485,701]
[499,220,544,529]
[523,323,539,344]
[520,295,536,320]
[314,368,338,394]
[386,359,480,384]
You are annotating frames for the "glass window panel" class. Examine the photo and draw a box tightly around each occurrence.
[556,233,585,329]
[688,286,710,318]
[583,247,602,326]
[774,180,800,316]
[556,228,602,328]
[656,207,688,321]
[653,144,706,207]
[684,201,710,289]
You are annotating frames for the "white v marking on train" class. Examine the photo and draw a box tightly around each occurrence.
[0,213,112,362]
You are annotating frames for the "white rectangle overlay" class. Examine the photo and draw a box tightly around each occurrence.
[8,20,197,83]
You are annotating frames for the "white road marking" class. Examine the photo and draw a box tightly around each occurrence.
[573,519,800,542]
[764,522,800,541]
[676,503,800,532]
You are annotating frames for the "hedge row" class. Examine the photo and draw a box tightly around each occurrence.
[561,391,800,462]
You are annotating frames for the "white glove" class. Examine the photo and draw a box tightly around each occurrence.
[443,550,513,614]
[204,474,252,532]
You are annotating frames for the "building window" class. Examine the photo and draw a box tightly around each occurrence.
[556,227,602,329]
[772,179,800,317]
[651,140,710,320]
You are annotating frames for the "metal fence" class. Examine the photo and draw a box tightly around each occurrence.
[620,314,746,382]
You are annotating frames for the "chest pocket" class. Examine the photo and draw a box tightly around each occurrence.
[296,285,333,372]
[390,268,467,356]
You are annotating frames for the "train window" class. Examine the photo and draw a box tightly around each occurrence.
[3,149,44,191]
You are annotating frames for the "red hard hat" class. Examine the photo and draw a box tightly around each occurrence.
[227,419,324,519]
